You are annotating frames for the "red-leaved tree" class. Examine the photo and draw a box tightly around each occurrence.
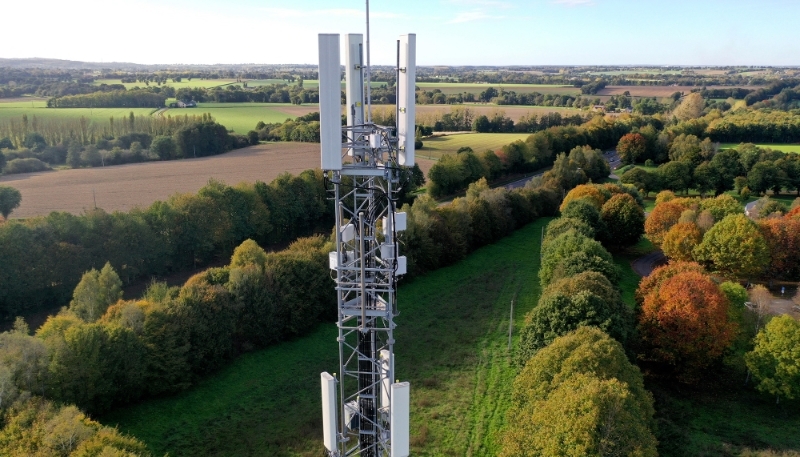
[638,271,736,382]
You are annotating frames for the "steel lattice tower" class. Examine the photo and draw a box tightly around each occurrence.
[318,24,415,457]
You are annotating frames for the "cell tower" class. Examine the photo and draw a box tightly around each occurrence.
[318,7,416,457]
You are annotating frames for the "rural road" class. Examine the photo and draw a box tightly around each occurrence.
[631,251,667,277]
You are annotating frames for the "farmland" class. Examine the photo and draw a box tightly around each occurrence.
[417,132,531,160]
[0,99,156,122]
[0,142,435,218]
[161,103,319,133]
[101,218,551,457]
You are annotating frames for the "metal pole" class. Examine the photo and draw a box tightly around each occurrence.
[365,0,372,123]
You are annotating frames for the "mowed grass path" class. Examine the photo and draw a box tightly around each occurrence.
[101,219,551,457]
[418,132,531,160]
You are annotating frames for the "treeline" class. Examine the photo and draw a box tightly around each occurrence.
[427,143,609,198]
[621,140,800,198]
[707,110,800,143]
[645,192,800,280]
[47,88,167,108]
[503,182,657,455]
[0,173,333,318]
[1,117,252,172]
[0,149,569,439]
[254,112,321,142]
[174,82,319,105]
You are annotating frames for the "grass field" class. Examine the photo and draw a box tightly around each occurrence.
[417,132,531,160]
[720,143,800,154]
[93,78,238,90]
[0,105,157,124]
[101,219,551,456]
[162,103,319,133]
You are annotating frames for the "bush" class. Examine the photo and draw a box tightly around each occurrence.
[3,158,50,174]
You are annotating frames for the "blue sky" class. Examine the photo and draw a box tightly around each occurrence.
[4,0,799,66]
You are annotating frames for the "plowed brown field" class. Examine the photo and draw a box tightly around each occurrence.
[0,143,434,219]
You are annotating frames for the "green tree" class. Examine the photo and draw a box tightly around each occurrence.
[748,161,780,195]
[504,328,656,457]
[230,238,268,270]
[540,230,613,286]
[0,186,22,220]
[694,214,770,278]
[621,167,659,196]
[699,194,743,222]
[668,134,703,167]
[519,290,630,357]
[709,148,743,194]
[600,193,645,247]
[692,161,716,196]
[150,135,178,160]
[69,262,123,322]
[658,161,692,193]
[745,315,800,402]
[542,217,594,246]
[560,198,606,239]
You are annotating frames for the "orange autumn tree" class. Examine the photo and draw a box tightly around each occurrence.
[635,261,706,304]
[637,271,736,382]
[661,222,703,262]
[758,218,800,279]
[644,202,684,247]
[560,184,606,212]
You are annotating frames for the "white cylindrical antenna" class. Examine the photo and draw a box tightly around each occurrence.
[365,0,372,123]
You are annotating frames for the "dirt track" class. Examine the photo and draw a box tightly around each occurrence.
[0,143,434,218]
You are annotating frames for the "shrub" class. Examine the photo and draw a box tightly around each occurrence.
[3,158,50,174]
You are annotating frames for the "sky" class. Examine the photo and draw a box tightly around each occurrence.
[4,0,800,66]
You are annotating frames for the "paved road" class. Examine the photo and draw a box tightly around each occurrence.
[502,149,621,190]
[631,251,667,277]
[504,172,545,190]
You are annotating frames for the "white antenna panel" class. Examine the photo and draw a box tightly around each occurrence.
[397,34,416,166]
[390,382,410,457]
[318,34,343,171]
[345,34,365,128]
[380,350,392,409]
[320,372,338,452]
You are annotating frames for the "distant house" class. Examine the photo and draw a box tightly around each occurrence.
[592,105,606,112]
[176,100,197,108]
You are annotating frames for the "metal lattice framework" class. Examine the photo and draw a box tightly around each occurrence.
[326,124,405,457]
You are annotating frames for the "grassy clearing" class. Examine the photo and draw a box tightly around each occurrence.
[101,219,551,457]
[92,78,238,90]
[720,143,800,154]
[417,133,531,160]
[162,103,318,133]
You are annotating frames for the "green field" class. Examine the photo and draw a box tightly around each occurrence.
[101,219,551,457]
[0,105,157,123]
[247,79,386,90]
[416,82,580,96]
[720,143,800,153]
[417,132,531,159]
[161,103,318,133]
[93,78,238,90]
